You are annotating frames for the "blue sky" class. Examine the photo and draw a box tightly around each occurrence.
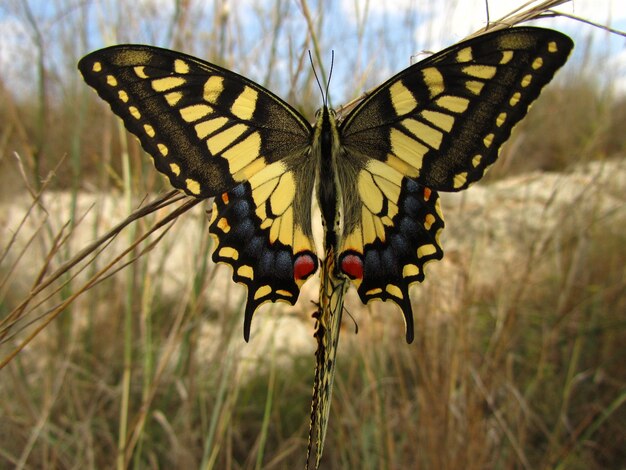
[0,0,624,105]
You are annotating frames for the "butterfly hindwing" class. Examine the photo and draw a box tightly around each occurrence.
[209,164,319,341]
[338,168,444,342]
[336,28,573,340]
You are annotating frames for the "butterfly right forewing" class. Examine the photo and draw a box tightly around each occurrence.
[340,28,574,191]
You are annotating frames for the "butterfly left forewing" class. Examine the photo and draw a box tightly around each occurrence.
[78,45,313,197]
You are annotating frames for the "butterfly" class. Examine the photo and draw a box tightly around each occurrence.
[78,27,573,468]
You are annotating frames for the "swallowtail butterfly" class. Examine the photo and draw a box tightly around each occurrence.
[79,27,573,468]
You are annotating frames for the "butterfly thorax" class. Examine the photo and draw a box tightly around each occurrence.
[313,106,344,255]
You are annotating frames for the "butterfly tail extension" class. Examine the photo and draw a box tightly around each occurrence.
[306,253,349,469]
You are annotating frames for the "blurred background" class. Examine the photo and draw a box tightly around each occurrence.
[1,0,625,469]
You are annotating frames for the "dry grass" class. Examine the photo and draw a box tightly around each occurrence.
[1,0,625,469]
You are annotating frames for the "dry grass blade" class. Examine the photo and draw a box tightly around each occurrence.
[469,0,573,36]
[0,190,202,368]
[553,11,626,37]
[0,152,59,270]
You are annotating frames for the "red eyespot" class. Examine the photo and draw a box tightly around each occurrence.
[294,252,317,280]
[423,187,432,201]
[340,252,364,279]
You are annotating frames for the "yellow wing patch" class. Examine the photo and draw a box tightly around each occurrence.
[247,162,302,246]
[344,160,404,250]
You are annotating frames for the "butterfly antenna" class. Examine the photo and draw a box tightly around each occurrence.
[308,50,327,107]
[325,50,334,107]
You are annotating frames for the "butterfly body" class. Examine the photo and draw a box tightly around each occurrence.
[78,27,573,468]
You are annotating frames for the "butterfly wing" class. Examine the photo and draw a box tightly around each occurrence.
[209,168,318,340]
[337,27,573,341]
[337,166,444,343]
[79,46,319,339]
